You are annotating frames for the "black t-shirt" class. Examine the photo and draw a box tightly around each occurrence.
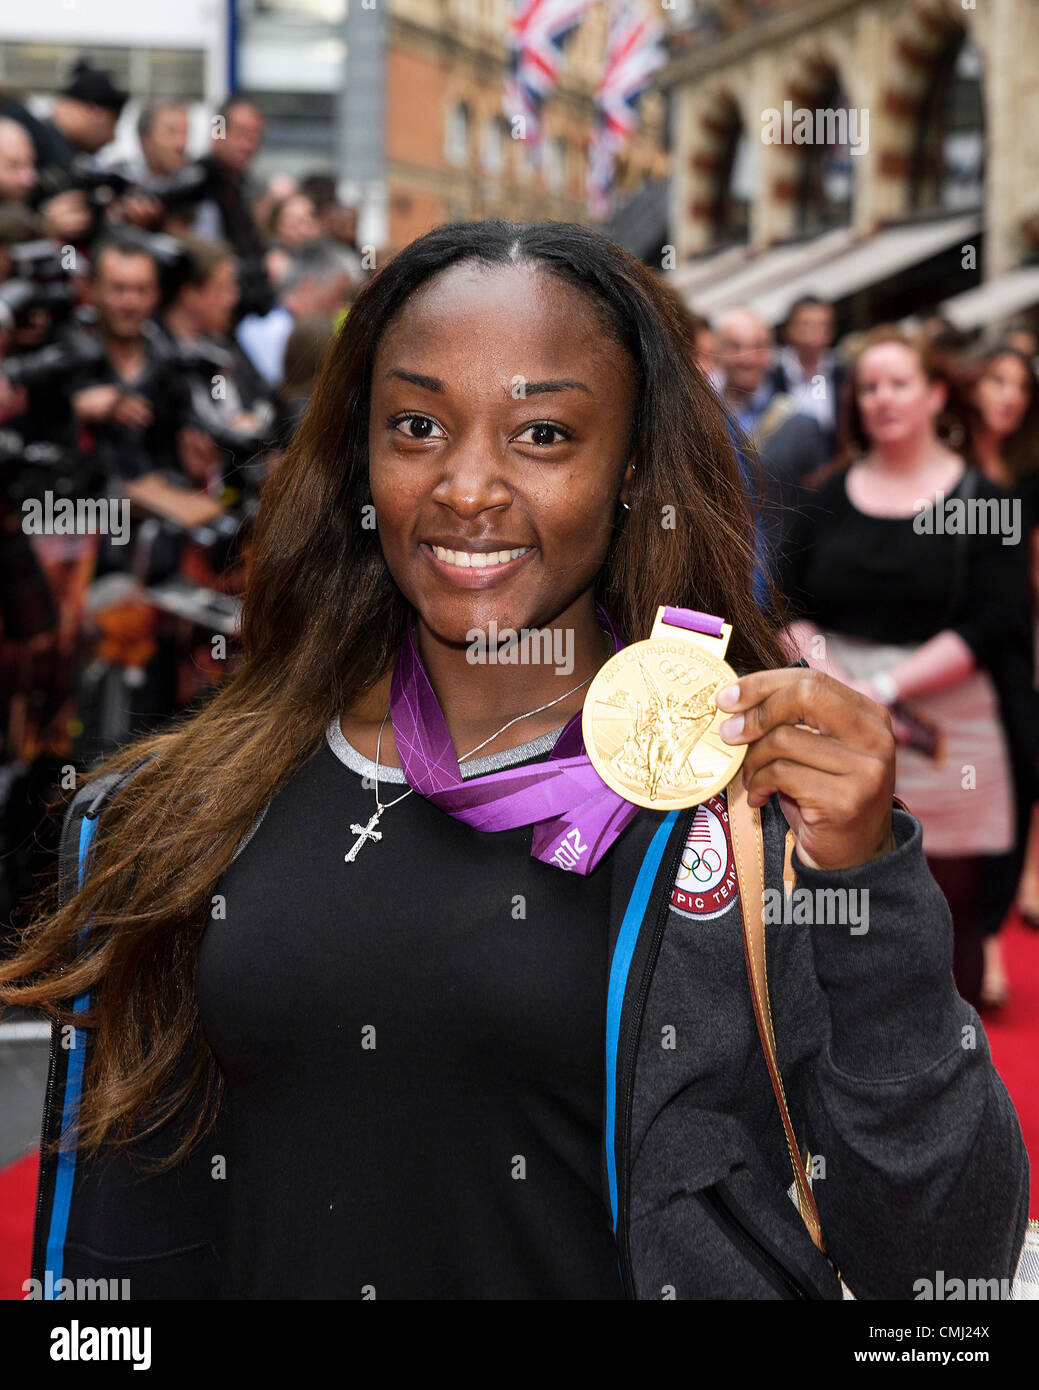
[21,324,186,483]
[778,465,1032,672]
[151,318,273,422]
[1012,469,1039,553]
[196,719,624,1299]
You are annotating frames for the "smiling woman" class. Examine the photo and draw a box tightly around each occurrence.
[0,221,1029,1303]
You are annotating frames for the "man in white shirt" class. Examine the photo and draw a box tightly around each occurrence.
[770,294,845,452]
[236,238,361,386]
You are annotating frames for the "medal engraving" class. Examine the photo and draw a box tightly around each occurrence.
[582,611,747,810]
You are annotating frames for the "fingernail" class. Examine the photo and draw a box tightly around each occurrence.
[719,714,744,740]
[716,684,740,710]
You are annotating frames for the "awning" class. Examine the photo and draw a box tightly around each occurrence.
[939,265,1039,331]
[667,244,751,300]
[749,213,981,325]
[600,178,670,265]
[686,226,856,318]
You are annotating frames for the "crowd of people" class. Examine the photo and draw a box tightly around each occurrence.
[682,290,1039,1010]
[1,56,1038,1026]
[0,60,364,928]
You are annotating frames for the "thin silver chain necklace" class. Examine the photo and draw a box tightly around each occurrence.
[344,673,597,863]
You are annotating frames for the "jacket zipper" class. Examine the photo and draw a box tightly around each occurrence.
[696,1183,818,1300]
[616,809,692,1297]
[31,798,94,1285]
[30,1020,60,1284]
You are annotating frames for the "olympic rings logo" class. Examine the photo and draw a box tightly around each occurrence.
[657,657,701,686]
[680,846,722,882]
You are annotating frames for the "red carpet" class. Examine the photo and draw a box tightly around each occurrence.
[0,1148,37,1300]
[981,910,1039,1215]
[0,918,1036,1299]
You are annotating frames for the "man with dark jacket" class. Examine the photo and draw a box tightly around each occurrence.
[188,98,272,319]
[154,233,273,435]
[716,306,831,585]
[18,231,186,486]
[0,60,128,246]
[770,294,846,456]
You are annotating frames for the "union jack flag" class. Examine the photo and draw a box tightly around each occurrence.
[587,0,668,217]
[503,0,598,151]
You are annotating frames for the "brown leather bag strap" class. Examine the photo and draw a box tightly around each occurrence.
[727,775,826,1254]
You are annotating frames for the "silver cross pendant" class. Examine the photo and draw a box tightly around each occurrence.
[345,808,383,862]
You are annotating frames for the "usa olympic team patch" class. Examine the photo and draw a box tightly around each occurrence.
[670,792,740,920]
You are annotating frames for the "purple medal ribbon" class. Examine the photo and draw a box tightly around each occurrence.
[389,604,724,874]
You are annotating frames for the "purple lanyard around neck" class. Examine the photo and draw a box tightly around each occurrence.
[389,603,724,874]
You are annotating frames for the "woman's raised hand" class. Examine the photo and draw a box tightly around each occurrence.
[717,667,898,871]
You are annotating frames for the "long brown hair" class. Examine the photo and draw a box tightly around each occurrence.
[278,311,337,401]
[0,218,786,1169]
[957,344,1039,483]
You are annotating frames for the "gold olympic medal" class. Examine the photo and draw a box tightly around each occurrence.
[583,608,747,810]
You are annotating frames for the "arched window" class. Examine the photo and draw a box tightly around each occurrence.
[797,73,856,235]
[515,135,538,185]
[712,97,751,245]
[480,115,508,174]
[909,32,984,212]
[445,101,471,167]
[544,135,567,192]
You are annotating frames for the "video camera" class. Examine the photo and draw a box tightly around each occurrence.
[69,155,218,217]
[68,159,275,317]
[0,321,106,391]
[182,411,271,491]
[165,337,274,484]
[0,239,80,336]
[9,238,68,283]
[0,426,103,505]
[0,279,81,337]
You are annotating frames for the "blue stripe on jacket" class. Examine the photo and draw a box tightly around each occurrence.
[605,811,679,1235]
[43,814,96,1294]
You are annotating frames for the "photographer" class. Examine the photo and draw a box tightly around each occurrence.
[68,233,190,484]
[0,206,44,425]
[0,61,128,247]
[152,233,275,489]
[127,100,190,184]
[155,234,271,431]
[100,99,191,235]
[187,97,272,320]
[8,231,189,494]
[0,117,37,207]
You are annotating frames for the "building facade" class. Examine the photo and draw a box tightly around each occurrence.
[661,0,1039,284]
[379,0,670,252]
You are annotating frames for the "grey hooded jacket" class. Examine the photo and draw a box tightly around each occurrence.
[31,751,1030,1300]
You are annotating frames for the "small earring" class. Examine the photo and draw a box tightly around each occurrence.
[620,501,631,511]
